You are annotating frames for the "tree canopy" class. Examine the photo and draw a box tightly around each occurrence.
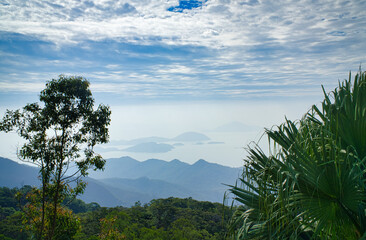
[0,75,111,240]
[0,188,231,240]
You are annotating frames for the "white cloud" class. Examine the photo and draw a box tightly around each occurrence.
[157,64,196,74]
[0,0,363,49]
[0,0,365,102]
[0,80,45,92]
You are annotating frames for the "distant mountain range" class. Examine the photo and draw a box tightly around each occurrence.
[0,156,242,207]
[0,157,39,187]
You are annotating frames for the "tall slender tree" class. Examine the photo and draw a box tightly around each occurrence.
[0,75,111,239]
[227,70,366,239]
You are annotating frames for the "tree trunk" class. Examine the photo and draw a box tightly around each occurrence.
[49,129,66,239]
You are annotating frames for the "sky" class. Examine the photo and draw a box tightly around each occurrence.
[0,0,365,167]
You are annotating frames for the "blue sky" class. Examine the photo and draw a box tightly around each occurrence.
[0,0,365,167]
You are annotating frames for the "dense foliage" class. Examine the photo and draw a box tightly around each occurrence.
[0,186,231,240]
[228,70,366,239]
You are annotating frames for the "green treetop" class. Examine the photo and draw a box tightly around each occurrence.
[0,75,111,240]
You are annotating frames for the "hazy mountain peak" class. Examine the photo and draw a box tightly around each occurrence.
[170,159,189,167]
[172,132,210,142]
[193,159,209,165]
[113,156,136,161]
[143,158,166,164]
[170,159,182,163]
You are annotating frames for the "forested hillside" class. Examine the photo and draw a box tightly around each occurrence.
[0,186,232,240]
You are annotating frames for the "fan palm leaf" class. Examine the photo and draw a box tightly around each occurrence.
[228,70,366,239]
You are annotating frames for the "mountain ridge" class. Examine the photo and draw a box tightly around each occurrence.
[0,156,241,207]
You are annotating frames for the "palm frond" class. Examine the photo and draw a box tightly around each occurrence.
[228,70,366,239]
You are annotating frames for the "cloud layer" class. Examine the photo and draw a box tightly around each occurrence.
[0,0,365,103]
[2,0,364,47]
